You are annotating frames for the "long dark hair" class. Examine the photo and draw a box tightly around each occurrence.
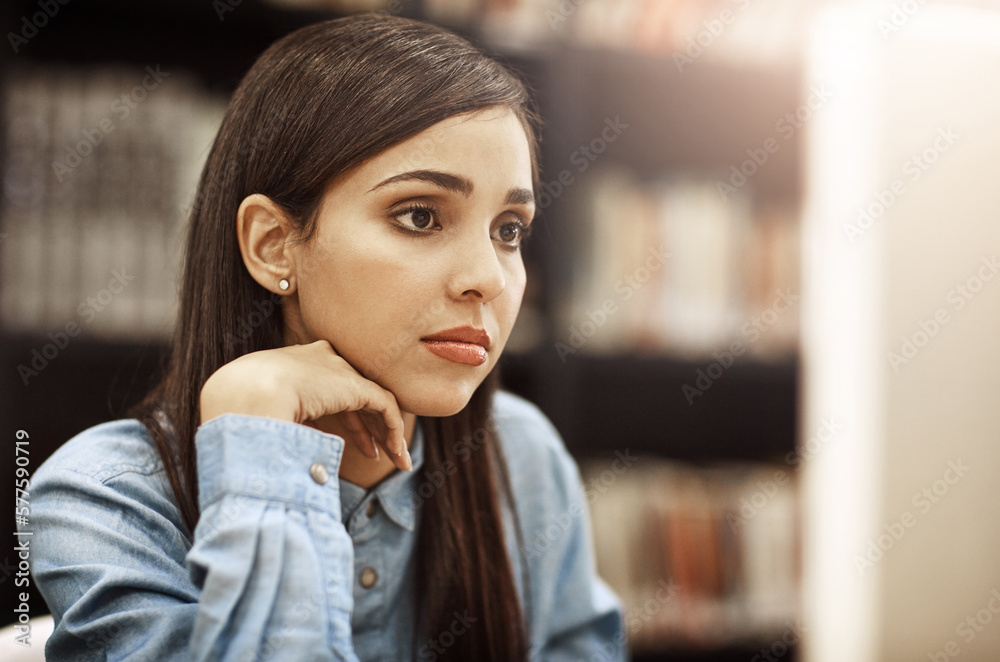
[129,14,540,661]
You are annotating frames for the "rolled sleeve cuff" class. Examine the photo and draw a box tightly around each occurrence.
[195,414,347,518]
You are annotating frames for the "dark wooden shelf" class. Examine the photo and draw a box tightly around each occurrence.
[3,0,344,92]
[0,334,169,452]
[0,333,797,465]
[500,348,798,463]
[632,643,798,662]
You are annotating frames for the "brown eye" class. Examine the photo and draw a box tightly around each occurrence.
[394,205,438,232]
[498,224,519,243]
[492,219,531,250]
[410,209,432,229]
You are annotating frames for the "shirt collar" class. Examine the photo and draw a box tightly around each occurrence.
[338,419,424,531]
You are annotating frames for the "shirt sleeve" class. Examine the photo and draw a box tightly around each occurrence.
[28,413,359,662]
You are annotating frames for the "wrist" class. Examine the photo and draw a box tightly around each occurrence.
[200,364,297,425]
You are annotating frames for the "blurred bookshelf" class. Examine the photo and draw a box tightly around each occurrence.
[0,1,803,659]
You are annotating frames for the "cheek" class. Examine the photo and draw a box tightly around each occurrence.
[499,263,527,329]
[299,236,447,342]
[298,244,405,330]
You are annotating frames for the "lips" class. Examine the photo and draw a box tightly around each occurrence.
[420,326,491,366]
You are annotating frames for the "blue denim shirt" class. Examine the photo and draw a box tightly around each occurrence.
[25,390,626,661]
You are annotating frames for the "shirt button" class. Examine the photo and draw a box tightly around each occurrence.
[309,462,329,485]
[365,500,377,518]
[359,566,378,589]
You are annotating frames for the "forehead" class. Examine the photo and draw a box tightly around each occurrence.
[351,108,534,189]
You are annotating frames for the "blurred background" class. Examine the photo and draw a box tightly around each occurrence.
[1,1,999,661]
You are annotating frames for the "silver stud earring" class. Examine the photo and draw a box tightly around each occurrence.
[279,278,290,291]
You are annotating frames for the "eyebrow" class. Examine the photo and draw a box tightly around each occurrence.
[505,187,535,207]
[369,170,472,196]
[368,169,535,208]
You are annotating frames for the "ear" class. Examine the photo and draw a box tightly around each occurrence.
[236,193,297,294]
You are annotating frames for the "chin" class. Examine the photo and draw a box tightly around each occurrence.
[361,354,495,418]
[351,358,469,413]
[393,382,480,418]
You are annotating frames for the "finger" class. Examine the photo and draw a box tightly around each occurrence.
[373,432,410,472]
[356,381,407,458]
[354,412,389,464]
[357,409,390,449]
[358,409,410,472]
[343,411,379,459]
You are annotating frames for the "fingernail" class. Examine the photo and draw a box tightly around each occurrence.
[403,448,413,471]
[370,435,379,460]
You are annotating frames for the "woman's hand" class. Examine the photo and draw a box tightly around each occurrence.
[199,340,411,471]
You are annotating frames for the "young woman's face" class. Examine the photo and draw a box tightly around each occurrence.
[287,108,535,417]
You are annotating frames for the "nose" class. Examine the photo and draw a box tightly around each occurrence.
[446,227,506,302]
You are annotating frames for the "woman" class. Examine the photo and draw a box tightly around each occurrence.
[26,13,626,661]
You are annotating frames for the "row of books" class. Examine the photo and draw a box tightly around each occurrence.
[482,0,807,65]
[554,167,800,360]
[263,0,806,65]
[0,65,799,358]
[580,456,800,651]
[0,65,226,339]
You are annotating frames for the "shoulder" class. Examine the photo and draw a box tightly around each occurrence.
[491,390,584,506]
[29,418,187,540]
[492,390,569,460]
[33,418,166,487]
